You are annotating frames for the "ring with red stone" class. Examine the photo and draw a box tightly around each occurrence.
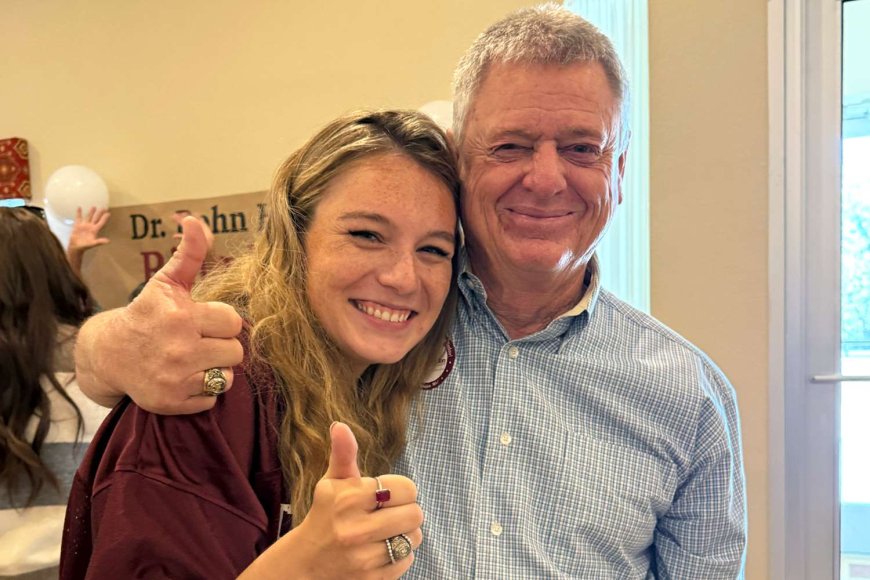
[374,476,391,510]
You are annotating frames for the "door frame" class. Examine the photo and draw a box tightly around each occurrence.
[768,0,844,578]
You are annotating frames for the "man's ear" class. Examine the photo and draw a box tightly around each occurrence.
[616,148,628,205]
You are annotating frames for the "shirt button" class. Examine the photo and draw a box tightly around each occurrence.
[508,346,519,359]
[500,432,512,446]
[490,521,503,536]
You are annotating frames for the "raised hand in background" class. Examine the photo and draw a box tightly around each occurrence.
[67,206,111,276]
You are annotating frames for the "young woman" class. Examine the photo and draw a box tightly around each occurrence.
[60,109,460,579]
[0,207,108,578]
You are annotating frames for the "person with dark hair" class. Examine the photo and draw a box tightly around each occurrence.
[60,109,460,578]
[0,207,108,579]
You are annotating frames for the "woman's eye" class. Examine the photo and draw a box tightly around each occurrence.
[419,245,452,258]
[349,230,381,242]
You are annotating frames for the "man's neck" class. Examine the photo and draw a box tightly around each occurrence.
[470,258,589,340]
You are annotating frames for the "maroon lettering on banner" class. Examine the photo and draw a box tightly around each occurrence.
[141,251,165,280]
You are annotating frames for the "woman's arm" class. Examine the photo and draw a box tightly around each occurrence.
[62,373,423,579]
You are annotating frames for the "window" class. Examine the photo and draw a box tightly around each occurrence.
[564,0,650,312]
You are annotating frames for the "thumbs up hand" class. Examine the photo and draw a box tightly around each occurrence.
[75,215,244,414]
[240,422,424,580]
[323,420,363,480]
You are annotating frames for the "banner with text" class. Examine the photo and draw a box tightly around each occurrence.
[81,190,267,309]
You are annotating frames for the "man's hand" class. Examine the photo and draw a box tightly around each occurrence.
[171,210,215,252]
[67,206,110,276]
[239,423,423,579]
[75,216,243,414]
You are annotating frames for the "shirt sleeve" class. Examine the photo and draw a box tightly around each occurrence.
[653,364,747,579]
[62,368,284,580]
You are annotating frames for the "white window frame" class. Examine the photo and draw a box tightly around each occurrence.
[769,0,844,578]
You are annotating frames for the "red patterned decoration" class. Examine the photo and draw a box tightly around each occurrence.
[0,138,31,199]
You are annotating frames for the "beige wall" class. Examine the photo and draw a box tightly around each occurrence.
[2,0,536,206]
[650,2,769,579]
[4,1,771,577]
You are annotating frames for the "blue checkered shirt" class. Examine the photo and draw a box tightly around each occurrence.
[395,257,747,579]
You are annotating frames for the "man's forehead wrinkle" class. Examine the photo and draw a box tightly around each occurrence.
[482,110,612,142]
[483,127,610,147]
[477,90,614,122]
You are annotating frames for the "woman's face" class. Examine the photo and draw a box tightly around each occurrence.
[305,153,457,375]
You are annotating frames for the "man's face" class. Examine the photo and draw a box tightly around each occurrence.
[457,61,626,280]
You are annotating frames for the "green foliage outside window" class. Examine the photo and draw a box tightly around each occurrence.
[842,137,870,352]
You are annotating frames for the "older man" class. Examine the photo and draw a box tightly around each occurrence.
[74,5,746,578]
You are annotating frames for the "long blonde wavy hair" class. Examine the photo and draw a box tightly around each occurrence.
[193,110,460,522]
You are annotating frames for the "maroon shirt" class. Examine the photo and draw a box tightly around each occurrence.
[60,358,287,579]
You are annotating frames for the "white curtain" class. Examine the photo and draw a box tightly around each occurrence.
[564,0,650,312]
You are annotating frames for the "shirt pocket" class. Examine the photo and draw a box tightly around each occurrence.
[541,432,675,577]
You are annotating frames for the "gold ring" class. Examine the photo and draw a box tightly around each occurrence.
[385,533,413,564]
[203,368,227,396]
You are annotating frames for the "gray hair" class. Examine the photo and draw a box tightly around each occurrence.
[452,3,630,151]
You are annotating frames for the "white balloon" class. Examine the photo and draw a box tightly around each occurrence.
[418,100,454,132]
[44,165,109,225]
[45,210,73,250]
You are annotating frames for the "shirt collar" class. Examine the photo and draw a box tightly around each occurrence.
[457,251,602,319]
[556,254,601,318]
